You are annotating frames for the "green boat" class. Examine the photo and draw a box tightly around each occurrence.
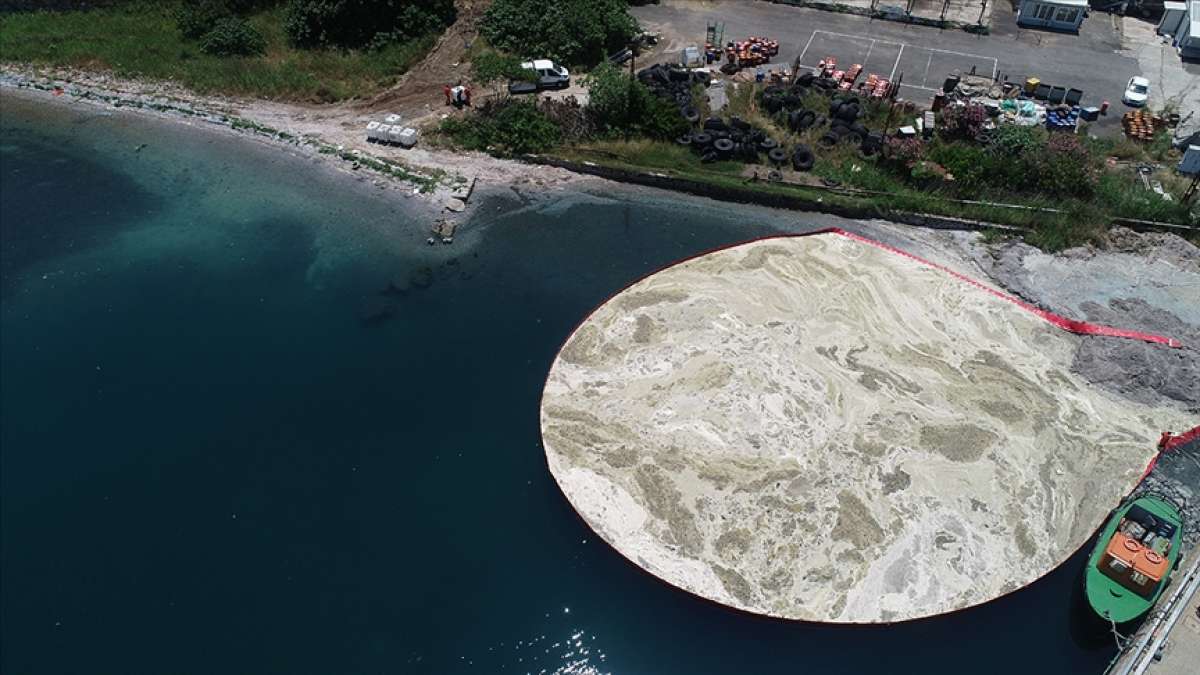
[1084,492,1186,625]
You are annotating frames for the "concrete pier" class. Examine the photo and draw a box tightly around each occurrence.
[1105,555,1200,675]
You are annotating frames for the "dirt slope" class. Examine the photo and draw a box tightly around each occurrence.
[362,0,494,121]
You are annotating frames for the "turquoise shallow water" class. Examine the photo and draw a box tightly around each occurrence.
[0,94,1116,674]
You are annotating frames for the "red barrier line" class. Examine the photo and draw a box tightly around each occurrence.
[829,228,1184,349]
[1162,425,1200,451]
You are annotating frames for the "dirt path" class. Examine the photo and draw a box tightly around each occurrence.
[363,0,494,123]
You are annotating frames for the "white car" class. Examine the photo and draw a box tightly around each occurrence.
[1123,77,1150,107]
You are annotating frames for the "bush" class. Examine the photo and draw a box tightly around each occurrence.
[199,17,267,56]
[285,0,455,49]
[882,136,925,166]
[472,49,531,85]
[440,99,562,156]
[481,0,637,67]
[1033,134,1098,197]
[177,1,230,39]
[585,62,686,140]
[937,103,987,140]
[927,141,992,189]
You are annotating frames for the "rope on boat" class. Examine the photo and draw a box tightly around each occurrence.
[1108,616,1129,651]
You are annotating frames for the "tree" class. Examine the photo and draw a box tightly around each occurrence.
[585,63,686,140]
[481,0,637,68]
[471,50,531,86]
[284,0,456,49]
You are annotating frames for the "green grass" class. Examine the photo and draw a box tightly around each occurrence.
[0,2,435,101]
[550,136,1199,251]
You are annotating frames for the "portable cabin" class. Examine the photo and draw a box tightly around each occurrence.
[1174,1,1200,59]
[1159,2,1188,37]
[1017,0,1087,32]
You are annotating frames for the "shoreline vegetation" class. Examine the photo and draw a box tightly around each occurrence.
[434,62,1198,250]
[0,1,443,101]
[2,0,1196,251]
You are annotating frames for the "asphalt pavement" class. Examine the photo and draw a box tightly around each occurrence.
[633,1,1153,135]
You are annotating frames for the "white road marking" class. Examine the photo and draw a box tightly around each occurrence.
[789,30,995,96]
[797,30,818,68]
[890,43,905,81]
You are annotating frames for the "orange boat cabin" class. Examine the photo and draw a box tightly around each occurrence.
[1098,506,1175,598]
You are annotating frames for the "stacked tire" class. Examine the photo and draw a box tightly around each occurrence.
[637,64,713,125]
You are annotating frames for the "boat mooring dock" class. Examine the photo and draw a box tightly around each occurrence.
[1105,427,1200,675]
[1105,554,1200,675]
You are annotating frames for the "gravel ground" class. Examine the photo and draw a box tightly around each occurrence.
[971,228,1200,411]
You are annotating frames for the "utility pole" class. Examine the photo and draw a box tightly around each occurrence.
[978,0,989,27]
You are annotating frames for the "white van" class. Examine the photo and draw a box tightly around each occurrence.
[520,59,570,89]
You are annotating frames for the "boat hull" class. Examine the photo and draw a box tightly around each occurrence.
[1083,494,1184,625]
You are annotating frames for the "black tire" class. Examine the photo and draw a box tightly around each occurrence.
[835,104,859,123]
[764,86,783,97]
[797,72,815,87]
[768,147,788,165]
[783,94,802,109]
[819,132,839,147]
[792,145,815,171]
[760,138,778,151]
[730,116,752,131]
[669,68,690,82]
[713,138,735,155]
[703,117,727,132]
[692,132,713,147]
[676,134,692,146]
[764,96,784,114]
[798,111,817,130]
[845,132,864,146]
[850,122,869,137]
[700,151,718,164]
[787,110,803,131]
[767,169,783,182]
[681,106,700,124]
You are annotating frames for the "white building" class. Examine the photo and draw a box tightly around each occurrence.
[1017,0,1087,32]
[1159,2,1188,37]
[1173,1,1200,59]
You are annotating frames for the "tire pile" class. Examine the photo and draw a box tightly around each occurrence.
[675,116,782,166]
[637,64,712,125]
[760,75,885,165]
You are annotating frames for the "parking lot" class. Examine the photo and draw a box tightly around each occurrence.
[633,0,1149,134]
[795,30,999,96]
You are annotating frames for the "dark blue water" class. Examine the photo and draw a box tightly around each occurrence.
[1,95,1116,674]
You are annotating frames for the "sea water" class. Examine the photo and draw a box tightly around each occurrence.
[0,94,1115,674]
